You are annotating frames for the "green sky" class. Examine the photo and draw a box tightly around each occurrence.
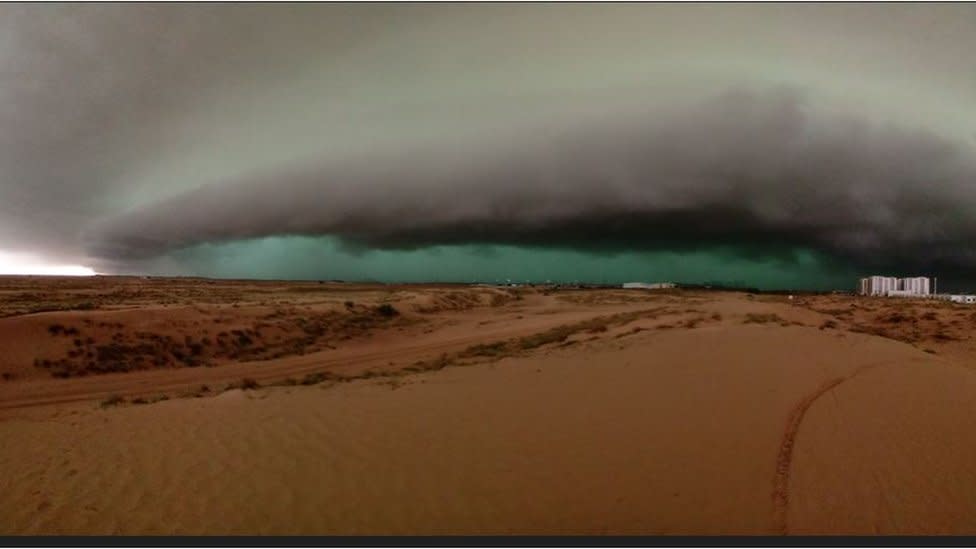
[132,236,860,291]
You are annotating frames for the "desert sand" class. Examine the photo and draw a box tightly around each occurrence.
[2,276,976,535]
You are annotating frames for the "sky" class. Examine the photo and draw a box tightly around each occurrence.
[1,4,975,289]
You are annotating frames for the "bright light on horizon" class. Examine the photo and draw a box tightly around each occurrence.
[0,251,97,276]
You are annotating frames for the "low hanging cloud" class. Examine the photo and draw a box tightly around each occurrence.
[87,88,976,273]
[2,4,975,279]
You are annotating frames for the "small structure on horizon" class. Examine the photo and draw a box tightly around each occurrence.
[935,294,976,304]
[622,282,676,290]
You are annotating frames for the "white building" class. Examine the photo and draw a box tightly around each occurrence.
[900,276,930,295]
[623,282,676,290]
[859,276,900,296]
[885,290,917,298]
[858,275,930,297]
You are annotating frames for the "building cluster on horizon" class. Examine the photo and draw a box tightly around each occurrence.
[858,276,931,297]
[622,282,676,290]
[856,276,976,304]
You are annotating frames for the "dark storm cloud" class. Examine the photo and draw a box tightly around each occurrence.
[87,88,976,272]
[0,3,395,258]
[2,3,975,278]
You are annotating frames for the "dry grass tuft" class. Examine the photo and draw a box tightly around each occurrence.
[99,394,125,408]
[240,377,260,390]
[742,313,786,325]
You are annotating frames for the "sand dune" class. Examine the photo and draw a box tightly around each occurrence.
[2,278,976,534]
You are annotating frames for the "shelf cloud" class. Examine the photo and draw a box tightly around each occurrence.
[2,4,975,284]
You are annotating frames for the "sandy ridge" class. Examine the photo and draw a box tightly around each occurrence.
[0,301,663,415]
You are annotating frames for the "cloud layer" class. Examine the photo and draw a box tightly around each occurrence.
[87,88,976,273]
[1,4,974,281]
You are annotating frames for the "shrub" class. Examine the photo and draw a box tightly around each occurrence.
[461,341,509,358]
[518,324,578,349]
[742,313,785,325]
[240,377,260,390]
[301,372,329,385]
[375,304,399,317]
[880,312,910,324]
[100,394,126,408]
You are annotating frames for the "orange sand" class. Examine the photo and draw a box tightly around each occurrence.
[1,277,975,534]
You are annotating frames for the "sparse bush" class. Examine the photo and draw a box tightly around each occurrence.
[48,324,65,335]
[742,313,785,325]
[461,341,509,358]
[879,312,911,324]
[820,320,838,330]
[375,303,399,317]
[240,377,260,390]
[232,330,253,346]
[301,372,329,385]
[409,354,453,372]
[100,394,125,408]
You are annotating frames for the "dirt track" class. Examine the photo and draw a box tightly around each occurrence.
[0,299,658,414]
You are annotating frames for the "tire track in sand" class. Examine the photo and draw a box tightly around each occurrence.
[772,363,885,534]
